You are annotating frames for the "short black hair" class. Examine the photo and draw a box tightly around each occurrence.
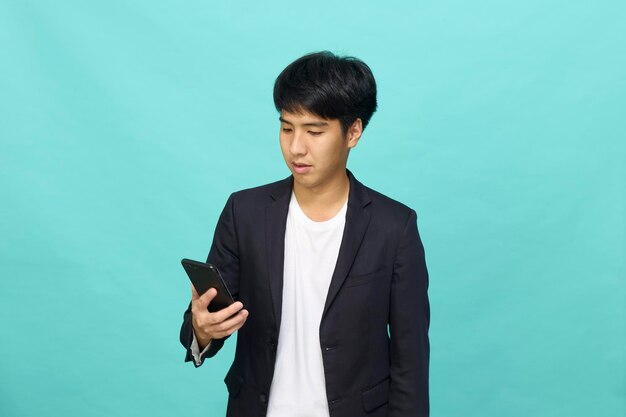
[273,50,378,136]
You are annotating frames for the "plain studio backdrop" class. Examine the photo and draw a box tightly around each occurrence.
[0,1,624,416]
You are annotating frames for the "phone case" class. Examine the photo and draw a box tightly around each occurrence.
[181,258,235,312]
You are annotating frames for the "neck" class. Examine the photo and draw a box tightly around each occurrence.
[292,169,350,221]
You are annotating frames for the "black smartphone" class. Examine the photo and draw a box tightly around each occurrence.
[181,258,235,313]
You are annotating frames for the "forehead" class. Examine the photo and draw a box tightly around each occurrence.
[279,110,336,128]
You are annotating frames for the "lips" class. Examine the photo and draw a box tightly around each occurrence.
[292,162,311,174]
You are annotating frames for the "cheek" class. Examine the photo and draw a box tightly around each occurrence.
[325,140,345,162]
[279,136,289,154]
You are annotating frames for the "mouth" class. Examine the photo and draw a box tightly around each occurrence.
[291,162,312,174]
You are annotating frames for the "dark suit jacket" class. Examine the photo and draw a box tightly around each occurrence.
[180,169,430,417]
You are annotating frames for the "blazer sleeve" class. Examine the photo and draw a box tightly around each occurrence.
[179,192,241,367]
[388,209,430,416]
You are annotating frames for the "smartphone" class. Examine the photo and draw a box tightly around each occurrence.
[181,258,235,313]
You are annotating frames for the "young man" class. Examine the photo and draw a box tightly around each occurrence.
[180,51,430,417]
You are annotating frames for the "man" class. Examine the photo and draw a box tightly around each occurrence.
[180,51,430,417]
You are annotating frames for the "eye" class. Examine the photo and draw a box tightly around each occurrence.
[309,131,323,136]
[281,128,292,133]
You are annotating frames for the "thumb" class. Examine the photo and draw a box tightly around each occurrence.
[191,283,201,301]
[199,287,218,307]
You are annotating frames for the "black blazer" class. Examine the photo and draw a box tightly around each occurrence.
[180,169,430,417]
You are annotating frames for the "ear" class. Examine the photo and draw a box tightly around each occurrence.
[347,118,363,149]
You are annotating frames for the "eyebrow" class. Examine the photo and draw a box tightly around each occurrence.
[279,116,329,127]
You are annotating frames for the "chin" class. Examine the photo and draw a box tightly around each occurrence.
[293,174,318,188]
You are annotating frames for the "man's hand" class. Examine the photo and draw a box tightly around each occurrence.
[191,284,249,351]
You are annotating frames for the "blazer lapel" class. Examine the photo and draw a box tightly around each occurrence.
[265,175,293,333]
[265,170,372,330]
[322,169,372,320]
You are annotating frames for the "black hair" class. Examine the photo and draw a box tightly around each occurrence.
[273,50,378,136]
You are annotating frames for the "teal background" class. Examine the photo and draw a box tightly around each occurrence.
[1,1,624,416]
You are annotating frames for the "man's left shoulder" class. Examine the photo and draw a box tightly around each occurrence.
[361,183,417,227]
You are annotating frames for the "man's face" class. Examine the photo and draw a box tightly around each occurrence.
[279,109,361,190]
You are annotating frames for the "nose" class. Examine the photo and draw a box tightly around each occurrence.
[289,130,307,156]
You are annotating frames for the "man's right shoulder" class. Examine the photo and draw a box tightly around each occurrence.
[228,175,292,206]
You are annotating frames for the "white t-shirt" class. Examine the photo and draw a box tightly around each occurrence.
[191,191,347,417]
[267,192,347,417]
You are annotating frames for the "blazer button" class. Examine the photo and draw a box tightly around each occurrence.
[259,394,267,404]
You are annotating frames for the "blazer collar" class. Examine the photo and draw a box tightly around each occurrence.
[265,169,372,332]
[269,168,372,208]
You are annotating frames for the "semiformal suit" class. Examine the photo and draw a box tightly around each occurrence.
[180,169,430,417]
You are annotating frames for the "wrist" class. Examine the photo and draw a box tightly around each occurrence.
[197,336,212,351]
[191,322,211,349]
[193,327,212,350]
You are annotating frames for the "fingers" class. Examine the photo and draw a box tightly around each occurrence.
[199,288,218,306]
[210,309,249,338]
[191,288,216,316]
[190,288,248,339]
[192,287,217,309]
[211,300,244,323]
[192,289,243,321]
[192,302,249,340]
